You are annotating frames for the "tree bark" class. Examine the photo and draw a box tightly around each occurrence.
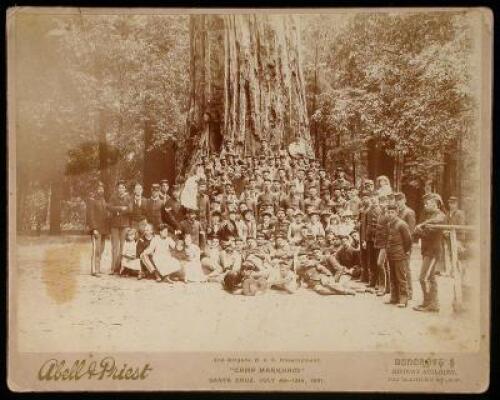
[183,14,312,176]
[49,179,63,234]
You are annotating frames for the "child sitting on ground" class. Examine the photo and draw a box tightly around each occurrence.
[119,228,141,275]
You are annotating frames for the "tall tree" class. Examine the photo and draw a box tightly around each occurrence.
[182,15,313,175]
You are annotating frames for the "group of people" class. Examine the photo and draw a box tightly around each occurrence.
[87,141,468,312]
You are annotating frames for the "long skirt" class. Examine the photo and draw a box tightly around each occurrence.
[184,259,207,282]
[153,253,182,276]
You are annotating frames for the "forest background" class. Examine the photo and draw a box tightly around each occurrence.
[12,11,478,233]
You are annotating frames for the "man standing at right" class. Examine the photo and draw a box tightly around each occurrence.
[413,194,447,312]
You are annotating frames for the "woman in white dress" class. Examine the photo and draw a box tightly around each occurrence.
[182,233,207,282]
[140,224,181,282]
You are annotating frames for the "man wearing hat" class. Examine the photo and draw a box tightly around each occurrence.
[148,183,164,232]
[108,180,131,275]
[413,195,447,312]
[87,181,109,277]
[385,203,412,308]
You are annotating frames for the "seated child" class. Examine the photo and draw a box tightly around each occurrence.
[140,224,182,283]
[201,235,223,279]
[183,233,207,282]
[120,228,141,275]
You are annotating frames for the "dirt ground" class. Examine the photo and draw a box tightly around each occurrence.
[13,235,480,353]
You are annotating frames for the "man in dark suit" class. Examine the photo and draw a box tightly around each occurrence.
[413,195,447,312]
[129,182,149,233]
[108,180,131,274]
[385,204,412,308]
[148,183,164,232]
[395,191,416,299]
[87,181,109,277]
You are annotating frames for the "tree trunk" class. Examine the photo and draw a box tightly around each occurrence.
[183,14,312,176]
[143,115,177,195]
[49,179,63,234]
[97,111,111,200]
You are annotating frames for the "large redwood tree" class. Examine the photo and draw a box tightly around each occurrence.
[182,14,313,175]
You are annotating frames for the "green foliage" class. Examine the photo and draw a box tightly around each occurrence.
[302,12,476,186]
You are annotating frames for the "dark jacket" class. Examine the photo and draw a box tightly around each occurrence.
[374,212,390,250]
[108,193,131,228]
[415,209,447,257]
[86,196,109,234]
[161,196,183,231]
[128,196,150,224]
[386,217,412,261]
[148,197,164,229]
[359,207,368,242]
[365,205,381,242]
[179,218,201,246]
[399,206,416,234]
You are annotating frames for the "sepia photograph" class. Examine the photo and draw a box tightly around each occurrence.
[7,7,491,392]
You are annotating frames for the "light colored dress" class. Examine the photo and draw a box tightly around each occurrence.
[183,243,207,282]
[150,236,181,276]
[121,240,141,271]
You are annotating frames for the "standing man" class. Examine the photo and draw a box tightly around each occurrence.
[365,193,381,291]
[197,178,211,248]
[148,183,164,232]
[374,195,390,296]
[358,192,370,283]
[385,204,412,308]
[413,195,447,312]
[447,196,466,225]
[129,183,149,234]
[108,180,131,275]
[87,181,109,277]
[395,191,416,299]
